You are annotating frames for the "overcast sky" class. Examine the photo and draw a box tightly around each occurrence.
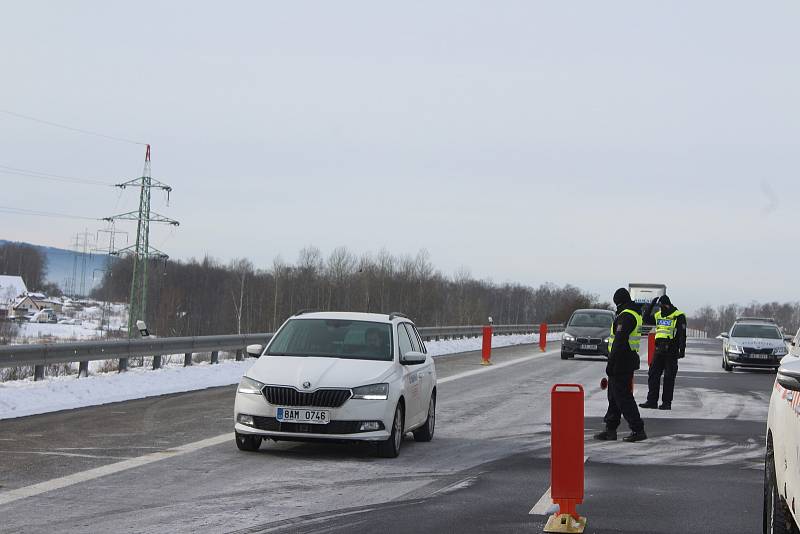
[1,1,798,313]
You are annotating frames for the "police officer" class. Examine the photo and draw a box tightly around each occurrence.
[639,295,686,410]
[595,288,647,442]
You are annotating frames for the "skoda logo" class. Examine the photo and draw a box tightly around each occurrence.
[302,381,311,389]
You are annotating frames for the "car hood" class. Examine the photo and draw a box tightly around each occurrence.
[729,337,786,349]
[246,356,397,390]
[565,326,610,338]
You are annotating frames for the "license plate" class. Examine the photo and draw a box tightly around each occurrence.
[276,407,330,424]
[580,344,598,350]
[750,354,771,360]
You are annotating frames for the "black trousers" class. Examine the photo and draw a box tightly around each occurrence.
[603,373,644,433]
[646,350,679,406]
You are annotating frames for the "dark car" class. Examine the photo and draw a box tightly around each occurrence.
[561,309,615,360]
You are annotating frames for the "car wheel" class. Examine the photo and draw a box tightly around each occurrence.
[723,354,733,372]
[413,394,436,442]
[377,403,404,458]
[764,442,799,534]
[235,432,262,452]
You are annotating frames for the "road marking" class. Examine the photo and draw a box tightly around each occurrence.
[438,349,558,385]
[0,450,134,460]
[529,456,589,516]
[0,347,560,507]
[0,433,232,507]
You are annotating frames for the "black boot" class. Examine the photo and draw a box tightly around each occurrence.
[622,430,648,442]
[639,402,658,409]
[658,403,671,410]
[594,428,617,441]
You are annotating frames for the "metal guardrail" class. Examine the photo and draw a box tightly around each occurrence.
[0,323,563,380]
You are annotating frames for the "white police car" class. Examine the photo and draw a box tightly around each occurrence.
[721,317,788,372]
[764,347,800,532]
[233,311,437,458]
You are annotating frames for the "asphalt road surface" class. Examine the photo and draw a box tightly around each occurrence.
[0,339,774,533]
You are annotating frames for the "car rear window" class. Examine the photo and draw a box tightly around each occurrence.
[731,324,782,339]
[266,319,393,361]
[569,313,613,328]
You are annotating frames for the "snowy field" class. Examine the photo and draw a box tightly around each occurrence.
[0,332,560,420]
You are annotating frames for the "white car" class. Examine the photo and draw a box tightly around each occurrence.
[234,311,437,458]
[764,344,800,533]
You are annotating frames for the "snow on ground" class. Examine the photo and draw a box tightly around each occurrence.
[0,333,560,420]
[17,322,104,341]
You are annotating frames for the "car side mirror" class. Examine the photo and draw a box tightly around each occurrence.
[720,332,729,339]
[777,369,800,392]
[784,334,794,342]
[246,344,263,357]
[401,351,426,365]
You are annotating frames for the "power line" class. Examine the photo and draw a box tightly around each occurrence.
[0,165,114,186]
[0,205,101,221]
[0,109,147,146]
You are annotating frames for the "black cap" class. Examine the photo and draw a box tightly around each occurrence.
[613,288,632,306]
[658,295,672,306]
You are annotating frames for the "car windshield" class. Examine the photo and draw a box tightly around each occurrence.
[266,319,393,361]
[731,324,782,339]
[569,313,613,328]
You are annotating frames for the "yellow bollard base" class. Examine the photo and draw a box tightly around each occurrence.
[543,513,586,533]
[481,359,492,366]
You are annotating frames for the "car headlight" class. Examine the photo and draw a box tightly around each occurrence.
[351,383,389,400]
[774,347,788,356]
[563,333,575,342]
[728,343,743,354]
[237,376,265,394]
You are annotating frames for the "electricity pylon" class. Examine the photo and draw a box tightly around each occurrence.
[104,145,178,348]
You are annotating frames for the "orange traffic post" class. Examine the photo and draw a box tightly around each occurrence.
[481,325,492,365]
[545,384,587,533]
[647,333,656,366]
[539,323,548,352]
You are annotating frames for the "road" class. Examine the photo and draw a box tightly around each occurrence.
[0,339,773,533]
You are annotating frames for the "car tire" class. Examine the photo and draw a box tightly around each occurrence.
[235,432,262,452]
[764,442,799,534]
[377,403,404,458]
[723,354,733,372]
[561,350,574,360]
[413,394,436,442]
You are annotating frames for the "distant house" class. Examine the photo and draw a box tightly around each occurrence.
[0,275,28,302]
[11,295,42,317]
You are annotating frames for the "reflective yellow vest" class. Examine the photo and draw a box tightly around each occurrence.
[655,309,685,340]
[608,308,643,352]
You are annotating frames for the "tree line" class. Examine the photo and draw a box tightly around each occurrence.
[93,246,607,337]
[0,242,61,295]
[689,302,800,337]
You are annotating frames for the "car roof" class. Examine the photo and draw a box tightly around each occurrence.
[734,317,775,324]
[289,311,407,324]
[572,308,614,314]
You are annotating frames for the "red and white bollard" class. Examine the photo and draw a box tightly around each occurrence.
[545,384,587,533]
[540,323,548,352]
[481,324,492,366]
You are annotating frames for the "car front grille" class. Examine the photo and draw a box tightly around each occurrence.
[577,337,603,345]
[263,386,352,408]
[743,347,774,355]
[251,416,375,434]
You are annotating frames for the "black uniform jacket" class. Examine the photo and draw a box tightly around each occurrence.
[606,303,641,376]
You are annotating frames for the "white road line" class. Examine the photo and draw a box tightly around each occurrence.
[438,348,558,384]
[0,346,560,508]
[0,433,232,507]
[0,450,134,460]
[529,456,589,516]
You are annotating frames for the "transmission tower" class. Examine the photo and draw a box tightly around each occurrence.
[104,145,178,343]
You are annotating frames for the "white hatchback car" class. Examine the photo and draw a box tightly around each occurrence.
[764,348,800,533]
[234,311,437,458]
